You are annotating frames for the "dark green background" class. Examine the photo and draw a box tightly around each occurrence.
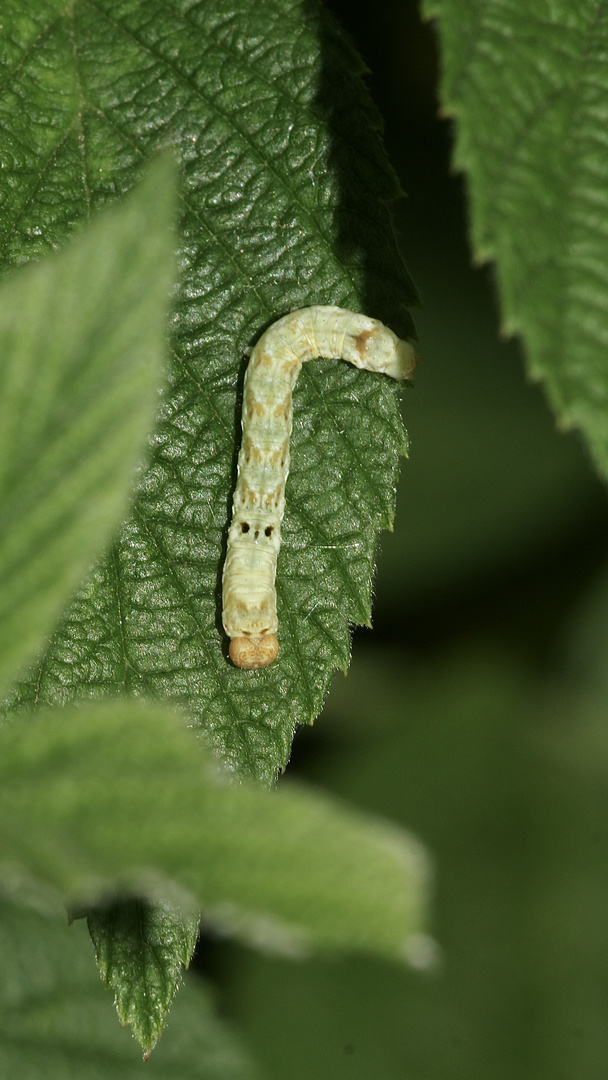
[194,2,608,1077]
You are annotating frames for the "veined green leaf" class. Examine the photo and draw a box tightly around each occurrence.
[423,0,608,478]
[0,0,418,783]
[86,898,199,1057]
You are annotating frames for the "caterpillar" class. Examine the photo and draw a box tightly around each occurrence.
[222,305,416,669]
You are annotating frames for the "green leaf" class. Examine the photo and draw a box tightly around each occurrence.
[0,893,261,1075]
[0,155,176,694]
[0,0,418,783]
[87,898,199,1056]
[422,0,608,478]
[0,701,430,961]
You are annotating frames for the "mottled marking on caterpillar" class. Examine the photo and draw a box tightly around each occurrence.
[222,306,416,669]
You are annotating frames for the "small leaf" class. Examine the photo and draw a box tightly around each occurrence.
[0,893,260,1076]
[87,898,199,1056]
[0,155,176,692]
[0,702,431,963]
[423,0,608,477]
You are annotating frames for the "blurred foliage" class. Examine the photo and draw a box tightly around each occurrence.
[0,693,428,1055]
[220,641,608,1079]
[0,154,176,693]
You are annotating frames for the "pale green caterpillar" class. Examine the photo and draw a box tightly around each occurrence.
[222,306,416,669]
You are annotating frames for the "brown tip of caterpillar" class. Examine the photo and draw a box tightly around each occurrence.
[229,634,279,670]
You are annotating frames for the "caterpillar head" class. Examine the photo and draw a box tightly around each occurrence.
[229,634,279,670]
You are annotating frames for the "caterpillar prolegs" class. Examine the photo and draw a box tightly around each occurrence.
[222,306,416,669]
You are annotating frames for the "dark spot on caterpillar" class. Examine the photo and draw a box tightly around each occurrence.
[353,328,375,355]
[241,522,250,533]
[254,529,259,540]
[265,526,273,537]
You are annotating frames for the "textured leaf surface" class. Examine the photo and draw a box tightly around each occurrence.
[87,899,199,1055]
[1,0,417,783]
[423,0,608,478]
[0,157,175,694]
[0,702,430,960]
[0,894,260,1076]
